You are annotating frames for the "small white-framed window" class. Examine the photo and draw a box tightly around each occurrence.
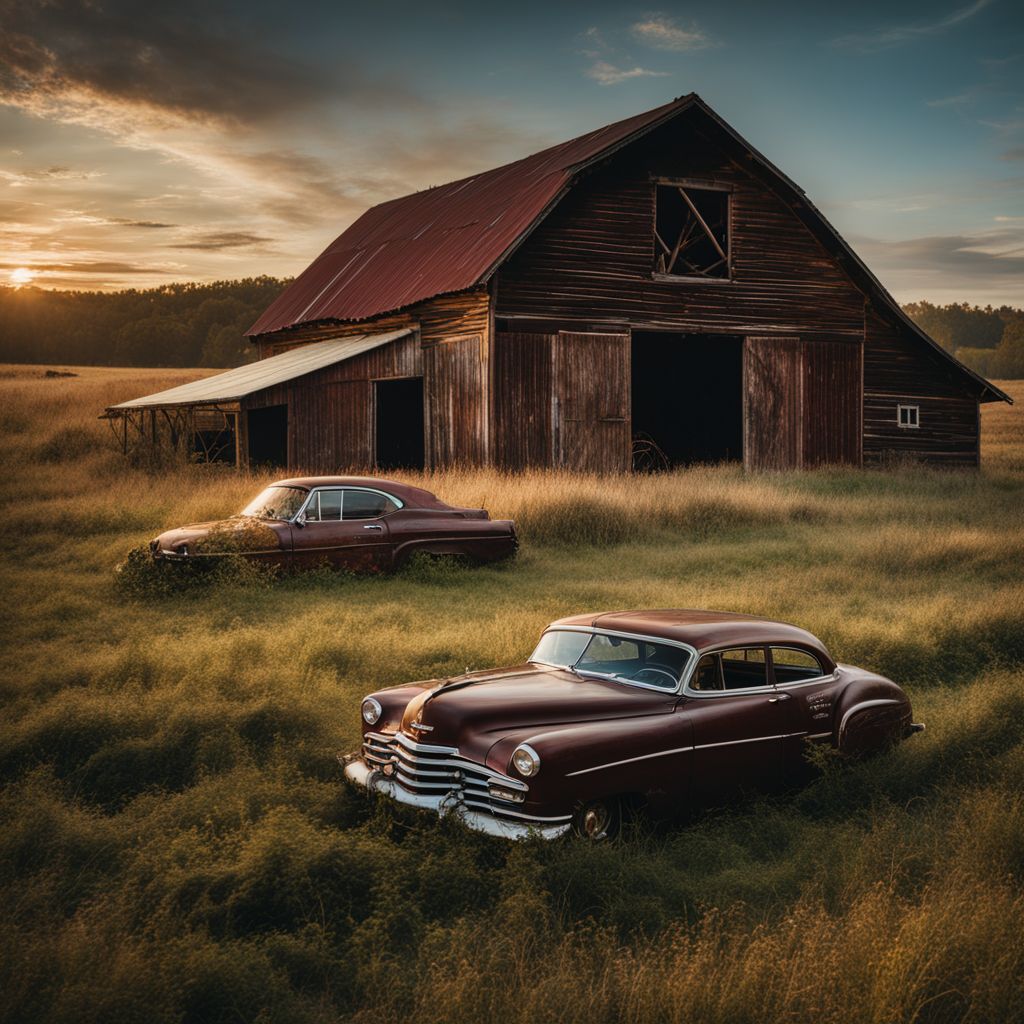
[897,404,920,429]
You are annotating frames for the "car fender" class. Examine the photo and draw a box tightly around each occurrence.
[485,713,694,806]
[831,666,913,754]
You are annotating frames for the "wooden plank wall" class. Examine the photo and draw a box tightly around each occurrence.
[495,111,866,339]
[863,311,980,466]
[744,337,802,470]
[553,333,631,472]
[803,339,862,467]
[744,336,861,470]
[246,289,491,470]
[493,332,554,468]
[423,335,488,467]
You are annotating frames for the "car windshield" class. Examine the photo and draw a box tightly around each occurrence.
[530,629,690,691]
[240,486,308,522]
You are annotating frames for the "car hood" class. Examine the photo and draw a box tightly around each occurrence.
[397,664,676,760]
[153,517,287,553]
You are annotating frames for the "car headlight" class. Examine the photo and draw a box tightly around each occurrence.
[361,697,382,725]
[511,743,540,777]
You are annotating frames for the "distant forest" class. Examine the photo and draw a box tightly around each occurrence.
[0,280,1022,377]
[0,278,288,368]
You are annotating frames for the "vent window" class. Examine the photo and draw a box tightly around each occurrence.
[654,184,729,279]
[897,404,920,429]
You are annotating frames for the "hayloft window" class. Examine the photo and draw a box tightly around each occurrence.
[897,404,920,429]
[654,183,729,279]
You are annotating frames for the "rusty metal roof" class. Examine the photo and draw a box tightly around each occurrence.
[248,95,697,336]
[107,328,414,410]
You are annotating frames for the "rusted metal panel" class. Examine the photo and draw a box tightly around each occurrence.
[863,311,980,466]
[554,333,630,473]
[802,339,862,467]
[424,335,487,468]
[744,337,802,471]
[493,332,554,468]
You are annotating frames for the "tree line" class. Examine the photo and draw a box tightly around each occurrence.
[0,278,289,368]
[902,301,1024,379]
[0,281,1021,377]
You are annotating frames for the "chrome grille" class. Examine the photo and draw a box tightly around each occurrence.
[362,731,558,823]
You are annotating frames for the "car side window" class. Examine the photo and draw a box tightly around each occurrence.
[692,653,723,691]
[306,490,342,522]
[720,648,769,690]
[771,647,823,684]
[343,489,398,520]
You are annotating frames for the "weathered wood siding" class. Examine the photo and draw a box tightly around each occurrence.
[744,336,861,470]
[744,337,802,470]
[242,331,423,471]
[554,333,631,472]
[424,335,488,467]
[493,331,554,468]
[496,113,865,338]
[248,289,490,470]
[803,339,862,467]
[863,311,979,466]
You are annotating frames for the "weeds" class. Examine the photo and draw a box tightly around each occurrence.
[1,366,1023,1023]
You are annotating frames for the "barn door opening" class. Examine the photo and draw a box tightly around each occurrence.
[375,377,424,470]
[631,332,743,469]
[247,404,288,467]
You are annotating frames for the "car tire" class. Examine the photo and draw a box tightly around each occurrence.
[571,797,621,841]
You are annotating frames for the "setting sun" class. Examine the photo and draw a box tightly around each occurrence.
[10,267,35,286]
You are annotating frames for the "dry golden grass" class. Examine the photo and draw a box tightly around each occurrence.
[1,367,1023,1023]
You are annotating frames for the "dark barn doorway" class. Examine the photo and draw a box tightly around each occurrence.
[631,333,743,468]
[247,405,288,467]
[375,378,425,470]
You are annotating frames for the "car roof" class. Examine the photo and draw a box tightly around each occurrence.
[267,477,451,510]
[549,609,834,664]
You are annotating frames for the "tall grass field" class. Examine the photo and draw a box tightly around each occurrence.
[2,364,1023,1023]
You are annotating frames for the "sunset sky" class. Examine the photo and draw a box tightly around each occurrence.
[2,0,1022,304]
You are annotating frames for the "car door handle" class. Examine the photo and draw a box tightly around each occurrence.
[362,524,383,531]
[767,694,791,703]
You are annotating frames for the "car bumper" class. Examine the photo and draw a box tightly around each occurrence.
[341,755,571,840]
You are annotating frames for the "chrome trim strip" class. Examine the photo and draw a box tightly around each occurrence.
[566,745,694,777]
[805,731,833,740]
[367,730,457,755]
[364,732,528,789]
[694,733,789,751]
[838,699,901,739]
[567,730,822,776]
[343,758,570,840]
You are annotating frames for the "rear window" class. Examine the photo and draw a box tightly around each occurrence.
[719,648,769,690]
[771,647,823,683]
[344,490,399,520]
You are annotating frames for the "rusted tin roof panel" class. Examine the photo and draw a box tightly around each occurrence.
[248,96,696,336]
[108,328,415,409]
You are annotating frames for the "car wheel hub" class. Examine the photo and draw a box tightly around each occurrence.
[581,803,609,840]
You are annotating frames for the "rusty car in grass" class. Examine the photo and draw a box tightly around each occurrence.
[343,609,924,840]
[150,476,517,573]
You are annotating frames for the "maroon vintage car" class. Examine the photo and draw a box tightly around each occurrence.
[150,477,517,572]
[343,610,923,840]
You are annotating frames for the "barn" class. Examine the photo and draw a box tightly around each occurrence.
[108,93,1009,472]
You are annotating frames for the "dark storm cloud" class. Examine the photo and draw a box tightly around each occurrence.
[173,231,274,250]
[0,0,424,126]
